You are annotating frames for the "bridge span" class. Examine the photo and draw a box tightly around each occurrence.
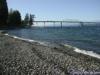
[33,21,99,27]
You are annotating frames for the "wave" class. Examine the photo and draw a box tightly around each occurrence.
[74,47,100,59]
[64,44,100,59]
[4,33,100,59]
[4,33,48,46]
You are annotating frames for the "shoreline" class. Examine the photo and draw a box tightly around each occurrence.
[4,33,100,59]
[0,32,100,74]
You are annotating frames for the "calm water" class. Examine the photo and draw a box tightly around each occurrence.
[8,26,100,54]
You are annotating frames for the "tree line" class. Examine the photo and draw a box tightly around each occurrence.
[0,0,34,29]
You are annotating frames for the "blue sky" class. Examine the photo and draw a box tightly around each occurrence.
[7,0,100,21]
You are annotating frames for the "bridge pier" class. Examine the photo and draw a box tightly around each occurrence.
[44,22,46,27]
[80,22,84,26]
[53,22,56,27]
[61,22,63,28]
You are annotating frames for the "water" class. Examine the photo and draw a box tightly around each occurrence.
[7,26,100,54]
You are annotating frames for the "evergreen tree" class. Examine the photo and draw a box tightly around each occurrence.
[24,13,29,26]
[29,14,33,26]
[23,14,35,27]
[7,9,13,26]
[8,10,22,28]
[0,0,8,27]
[13,10,21,27]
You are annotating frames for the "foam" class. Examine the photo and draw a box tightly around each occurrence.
[74,47,100,59]
[4,33,47,46]
[64,44,100,59]
[4,33,9,36]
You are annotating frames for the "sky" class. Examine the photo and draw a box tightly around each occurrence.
[7,0,100,21]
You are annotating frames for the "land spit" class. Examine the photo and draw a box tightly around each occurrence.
[0,32,100,75]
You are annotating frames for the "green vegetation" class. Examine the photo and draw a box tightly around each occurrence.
[23,13,34,27]
[29,14,34,26]
[0,0,34,29]
[8,9,22,28]
[23,13,29,26]
[0,0,8,28]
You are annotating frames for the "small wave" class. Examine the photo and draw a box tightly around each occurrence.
[4,33,48,46]
[74,47,100,59]
[64,44,100,59]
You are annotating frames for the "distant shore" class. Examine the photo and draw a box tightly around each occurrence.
[0,31,100,75]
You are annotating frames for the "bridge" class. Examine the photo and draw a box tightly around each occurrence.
[31,15,99,27]
[33,20,99,27]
